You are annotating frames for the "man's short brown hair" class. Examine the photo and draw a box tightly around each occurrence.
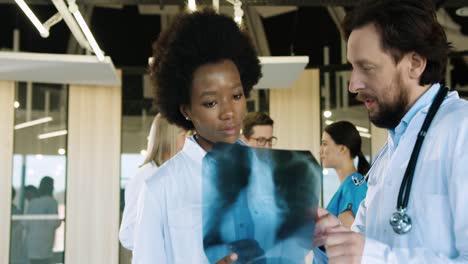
[242,112,274,138]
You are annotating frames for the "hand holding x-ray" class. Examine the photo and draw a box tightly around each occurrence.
[203,143,322,264]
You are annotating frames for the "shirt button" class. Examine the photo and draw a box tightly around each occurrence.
[240,223,244,228]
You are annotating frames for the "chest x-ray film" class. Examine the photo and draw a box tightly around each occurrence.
[202,143,322,264]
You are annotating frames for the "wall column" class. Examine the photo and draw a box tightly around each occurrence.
[0,81,15,263]
[269,69,321,159]
[65,78,122,264]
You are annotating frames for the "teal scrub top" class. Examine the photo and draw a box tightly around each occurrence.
[326,172,367,217]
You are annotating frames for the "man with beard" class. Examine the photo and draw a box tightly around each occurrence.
[313,0,468,263]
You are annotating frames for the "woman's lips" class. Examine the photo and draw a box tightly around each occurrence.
[220,126,238,136]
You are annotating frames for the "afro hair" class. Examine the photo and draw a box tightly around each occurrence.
[150,9,262,130]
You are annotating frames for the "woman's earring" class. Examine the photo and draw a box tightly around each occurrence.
[185,116,190,121]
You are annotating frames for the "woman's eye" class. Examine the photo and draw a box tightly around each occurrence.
[233,93,243,100]
[203,101,217,108]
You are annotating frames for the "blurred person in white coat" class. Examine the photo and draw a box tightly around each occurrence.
[119,113,186,251]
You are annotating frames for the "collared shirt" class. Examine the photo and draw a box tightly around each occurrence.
[351,83,468,263]
[132,136,208,264]
[119,161,158,250]
[387,83,441,155]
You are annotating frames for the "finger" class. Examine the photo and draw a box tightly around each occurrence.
[215,253,238,264]
[323,231,354,247]
[326,242,353,258]
[326,224,349,233]
[313,234,325,247]
[315,212,341,233]
[329,255,360,264]
[313,229,354,247]
[317,207,329,218]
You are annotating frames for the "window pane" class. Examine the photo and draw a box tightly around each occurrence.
[10,82,68,264]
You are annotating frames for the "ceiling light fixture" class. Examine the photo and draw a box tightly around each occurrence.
[359,132,372,138]
[456,7,468,17]
[51,0,91,51]
[15,0,49,37]
[356,126,369,133]
[188,0,197,12]
[226,0,243,26]
[38,129,68,139]
[68,1,105,61]
[14,117,53,130]
[212,0,219,12]
[15,0,104,61]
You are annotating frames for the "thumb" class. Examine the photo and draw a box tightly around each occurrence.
[215,253,238,264]
[317,207,329,218]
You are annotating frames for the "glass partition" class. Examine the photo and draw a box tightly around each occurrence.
[10,82,68,264]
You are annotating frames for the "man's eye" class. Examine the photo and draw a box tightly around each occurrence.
[233,93,243,100]
[203,101,216,108]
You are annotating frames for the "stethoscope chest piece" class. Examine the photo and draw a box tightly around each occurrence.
[389,208,412,234]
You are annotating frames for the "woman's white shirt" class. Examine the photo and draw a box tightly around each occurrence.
[119,161,158,250]
[132,136,208,263]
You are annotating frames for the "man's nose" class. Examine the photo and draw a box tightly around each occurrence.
[348,71,365,93]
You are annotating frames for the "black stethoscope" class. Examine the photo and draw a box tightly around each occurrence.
[353,85,449,235]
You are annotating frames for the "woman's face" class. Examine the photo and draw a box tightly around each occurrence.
[181,59,246,151]
[320,132,342,169]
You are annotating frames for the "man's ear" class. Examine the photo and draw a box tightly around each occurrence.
[407,52,427,80]
[179,105,191,121]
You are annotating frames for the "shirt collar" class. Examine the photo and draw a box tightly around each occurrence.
[181,135,247,165]
[182,136,207,166]
[389,83,441,146]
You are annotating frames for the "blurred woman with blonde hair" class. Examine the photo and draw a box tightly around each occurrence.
[119,113,186,251]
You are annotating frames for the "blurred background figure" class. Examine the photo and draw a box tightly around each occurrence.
[241,112,277,148]
[25,176,60,264]
[119,113,186,252]
[22,185,38,213]
[24,185,38,201]
[10,187,27,264]
[320,121,370,228]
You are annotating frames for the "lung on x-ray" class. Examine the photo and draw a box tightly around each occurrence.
[202,143,322,264]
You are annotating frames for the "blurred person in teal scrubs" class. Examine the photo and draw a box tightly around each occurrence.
[320,121,370,228]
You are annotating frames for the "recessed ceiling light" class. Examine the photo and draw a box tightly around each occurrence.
[456,7,468,17]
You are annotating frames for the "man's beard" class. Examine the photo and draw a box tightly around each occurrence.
[369,88,408,129]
